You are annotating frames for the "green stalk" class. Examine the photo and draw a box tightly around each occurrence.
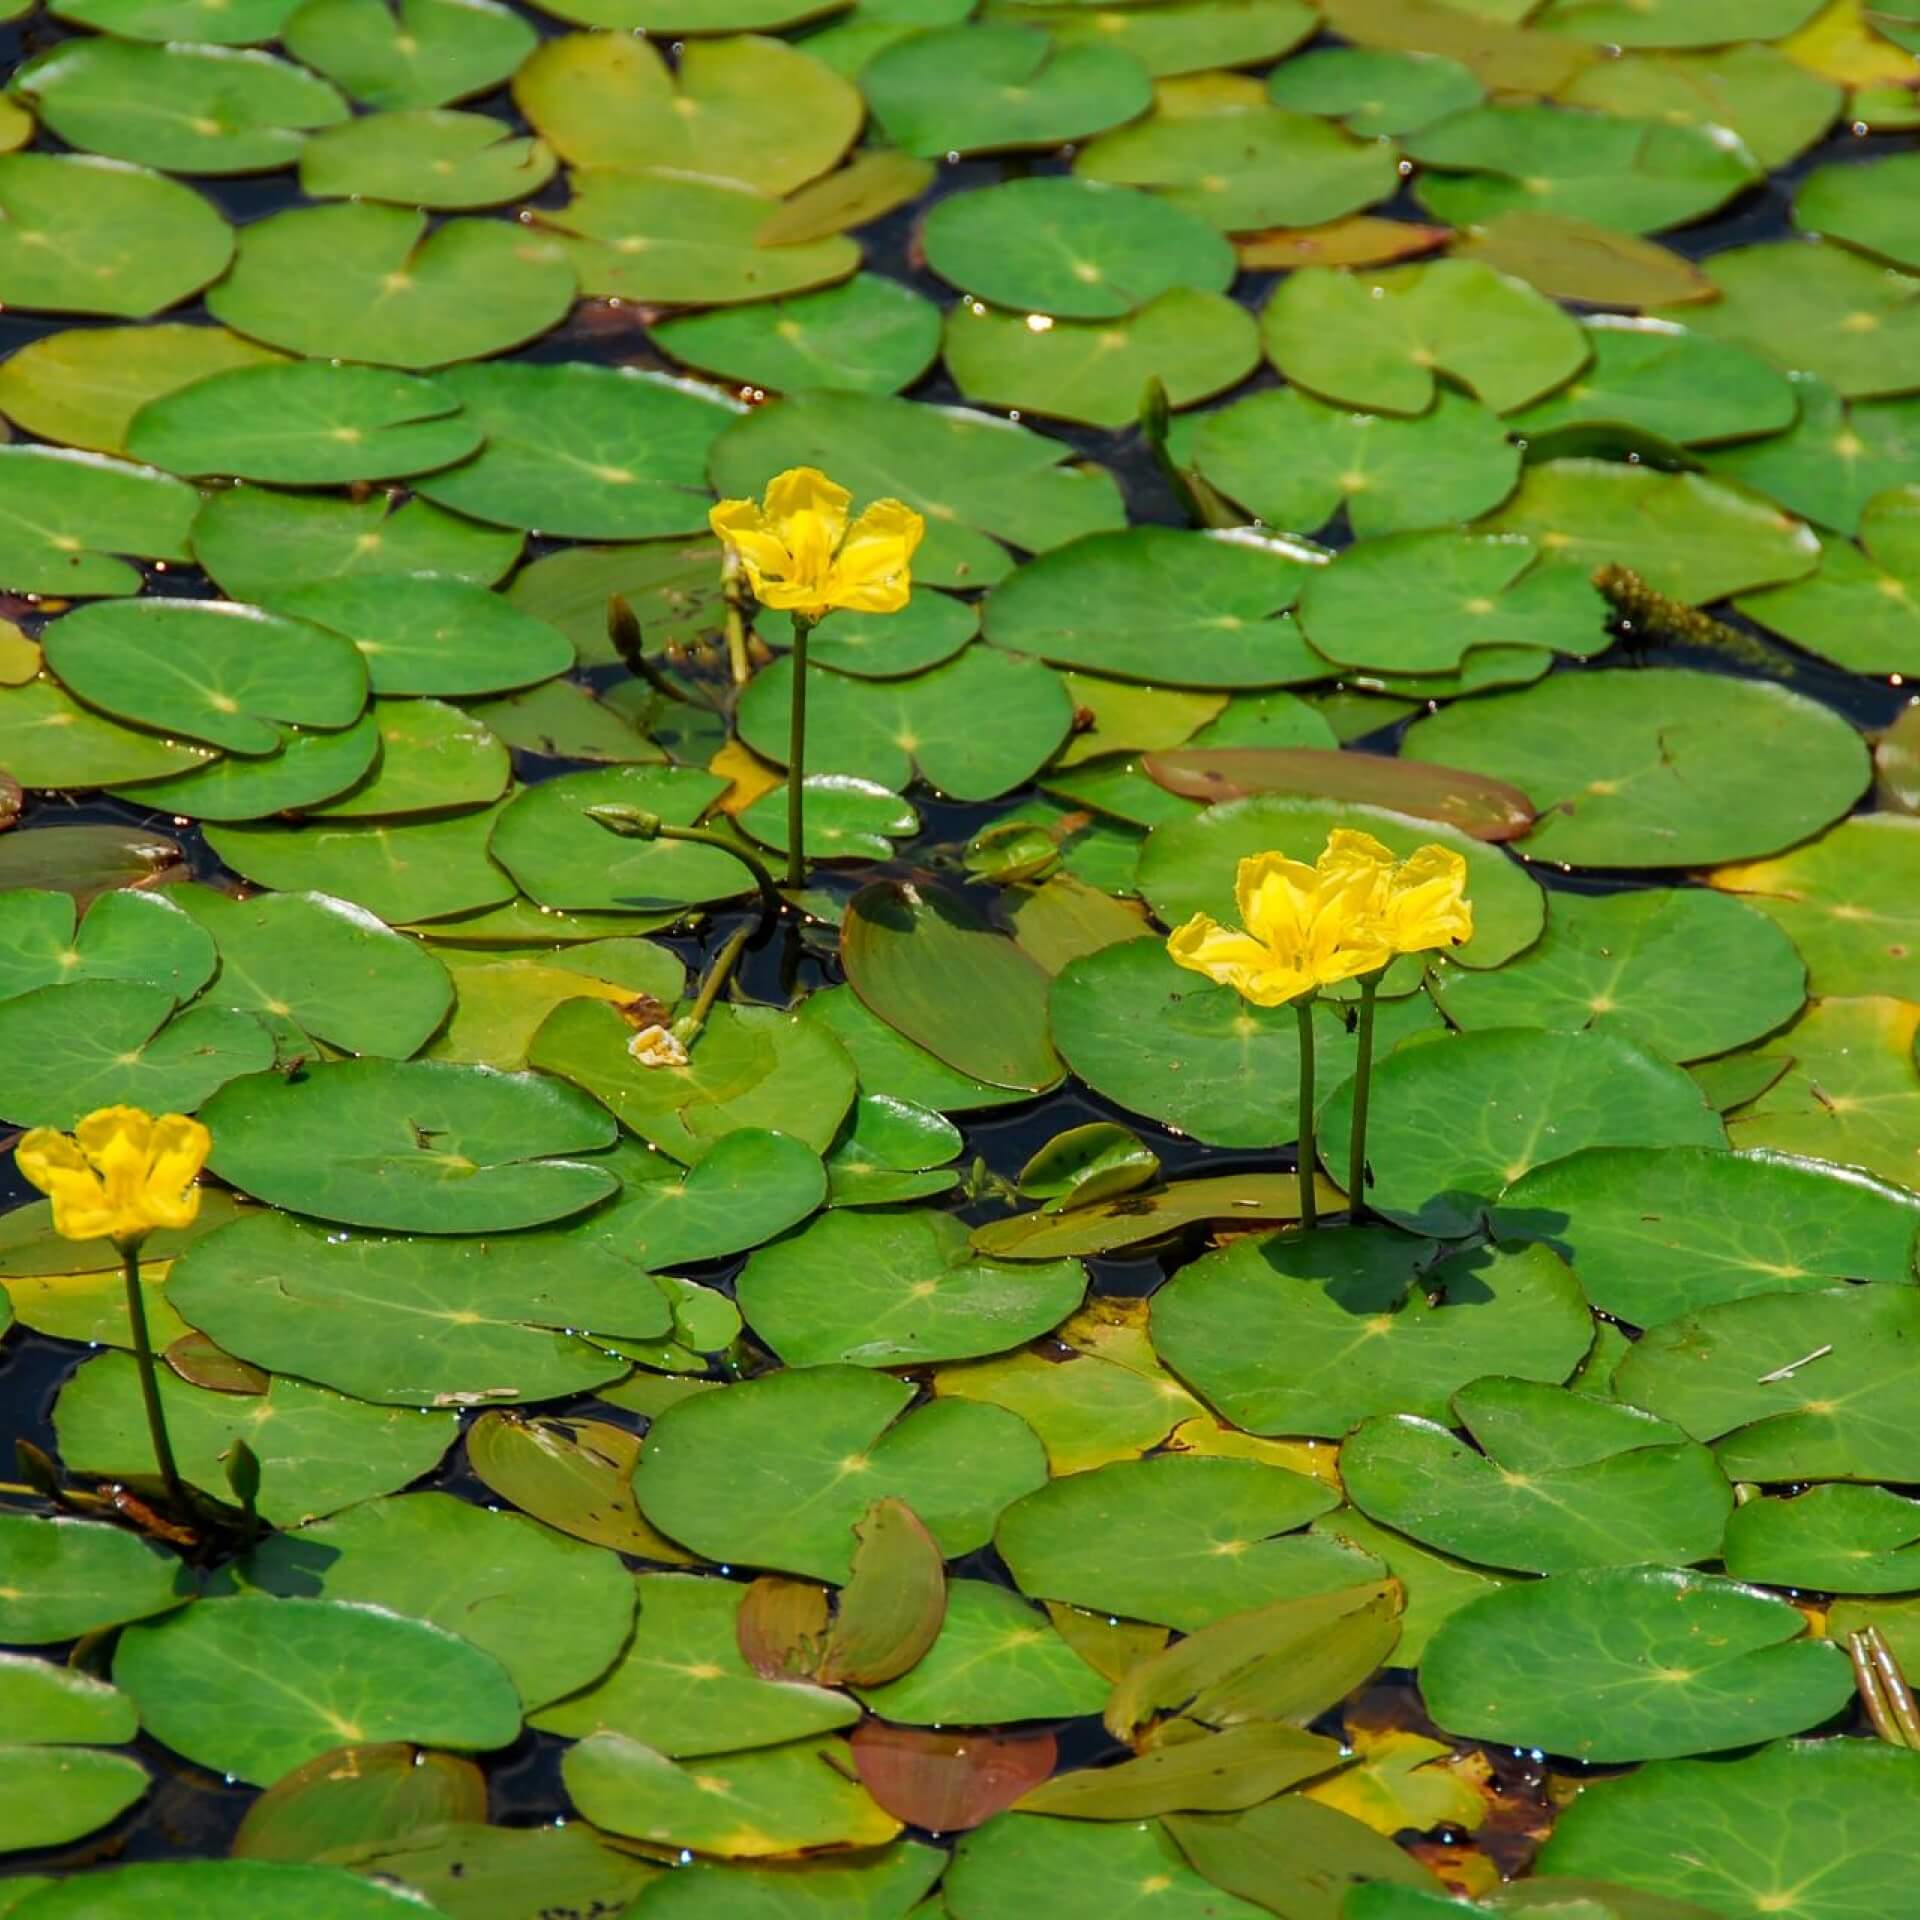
[586,807,781,941]
[119,1239,186,1515]
[675,921,753,1050]
[1295,997,1318,1232]
[1347,972,1380,1221]
[787,613,816,890]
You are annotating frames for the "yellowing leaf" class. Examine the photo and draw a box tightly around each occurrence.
[1164,1414,1342,1490]
[708,736,784,815]
[1783,0,1920,85]
[1303,1728,1492,1836]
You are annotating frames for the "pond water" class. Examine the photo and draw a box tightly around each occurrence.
[0,2,1919,1917]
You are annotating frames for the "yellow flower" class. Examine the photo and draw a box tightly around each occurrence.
[709,467,924,621]
[1323,829,1474,954]
[1166,851,1391,1007]
[16,1105,210,1246]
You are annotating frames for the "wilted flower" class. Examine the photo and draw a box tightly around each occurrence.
[16,1105,210,1248]
[709,467,924,621]
[628,1024,690,1070]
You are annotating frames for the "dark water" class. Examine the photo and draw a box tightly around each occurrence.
[0,9,1907,1882]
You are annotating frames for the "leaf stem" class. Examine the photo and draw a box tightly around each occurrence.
[676,921,753,1049]
[1295,997,1318,1232]
[586,807,781,943]
[1347,972,1380,1222]
[120,1239,187,1516]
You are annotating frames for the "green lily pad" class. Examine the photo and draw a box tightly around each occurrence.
[708,388,1124,588]
[853,1577,1107,1723]
[800,983,1035,1114]
[305,697,509,819]
[487,765,741,911]
[995,1453,1372,1631]
[1664,241,1920,400]
[544,170,859,308]
[1562,42,1838,171]
[413,363,736,540]
[0,1655,136,1746]
[234,1491,632,1708]
[1505,315,1799,449]
[1265,44,1480,133]
[0,154,232,320]
[0,887,213,1004]
[424,942,683,1070]
[0,980,272,1127]
[56,1352,458,1523]
[532,1572,858,1753]
[9,1862,445,1918]
[631,1844,942,1919]
[192,485,519,604]
[1152,1233,1592,1437]
[207,203,575,368]
[737,646,1075,797]
[738,1207,1083,1367]
[12,40,347,175]
[325,1825,659,1919]
[0,677,215,787]
[863,23,1151,157]
[1497,1146,1920,1329]
[1050,935,1440,1148]
[463,679,658,765]
[1137,794,1544,972]
[1428,886,1805,1064]
[0,444,199,598]
[299,107,553,208]
[1702,376,1920,537]
[503,537,719,665]
[1720,996,1920,1190]
[1293,529,1604,674]
[1182,387,1520,541]
[45,598,367,755]
[1073,87,1403,233]
[1402,668,1865,868]
[513,31,860,194]
[1409,106,1760,235]
[920,176,1234,320]
[1262,258,1590,416]
[0,1749,147,1852]
[1537,1739,1920,1919]
[1708,812,1920,998]
[1616,1281,1920,1482]
[1342,1380,1732,1574]
[1535,0,1823,45]
[739,777,918,863]
[0,324,285,456]
[945,287,1258,430]
[532,998,856,1161]
[114,1595,519,1786]
[1319,1026,1725,1236]
[50,0,305,39]
[1421,1567,1853,1763]
[113,713,378,822]
[655,275,940,397]
[947,1815,1268,1920]
[1796,147,1920,273]
[1724,1483,1920,1593]
[267,574,572,699]
[204,800,514,924]
[167,1211,659,1407]
[1027,0,1315,79]
[984,528,1319,689]
[0,1513,190,1645]
[825,1092,961,1205]
[127,363,478,487]
[284,0,536,107]
[201,1055,616,1230]
[562,1731,897,1857]
[634,1366,1048,1580]
[1738,489,1920,673]
[1310,1507,1510,1667]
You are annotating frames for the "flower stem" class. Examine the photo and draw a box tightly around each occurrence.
[1347,972,1380,1222]
[721,559,752,687]
[674,920,753,1050]
[120,1240,186,1515]
[786,615,815,890]
[586,808,781,942]
[1295,997,1318,1232]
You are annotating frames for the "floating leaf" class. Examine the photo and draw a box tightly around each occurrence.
[0,1513,190,1645]
[851,1724,1056,1833]
[300,107,555,208]
[1451,211,1717,311]
[231,1742,486,1863]
[283,0,536,108]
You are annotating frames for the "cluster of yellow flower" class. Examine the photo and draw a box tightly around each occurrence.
[1166,830,1473,1006]
[17,1105,210,1246]
[709,467,923,622]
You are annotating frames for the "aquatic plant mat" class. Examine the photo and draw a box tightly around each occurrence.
[1,0,1920,1913]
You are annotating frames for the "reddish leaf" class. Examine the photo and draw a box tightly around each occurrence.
[737,1575,831,1682]
[850,1724,1057,1832]
[1237,217,1450,271]
[1141,747,1535,843]
[164,1331,269,1396]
